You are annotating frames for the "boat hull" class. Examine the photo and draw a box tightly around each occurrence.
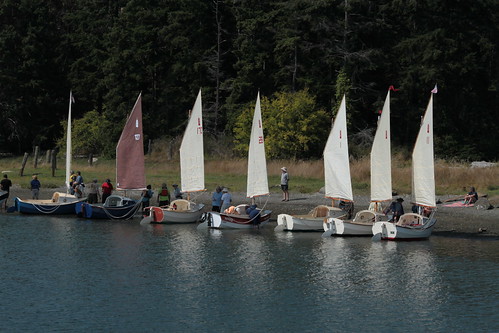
[15,196,85,215]
[276,214,325,231]
[198,210,271,229]
[75,200,140,219]
[372,219,436,240]
[140,203,205,224]
[322,210,388,237]
[275,206,347,232]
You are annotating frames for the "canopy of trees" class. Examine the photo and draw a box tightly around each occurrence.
[0,0,497,161]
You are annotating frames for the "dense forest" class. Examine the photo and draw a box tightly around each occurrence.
[0,0,497,160]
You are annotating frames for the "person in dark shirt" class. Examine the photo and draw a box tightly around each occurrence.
[1,174,12,209]
[464,186,478,204]
[385,197,404,222]
[30,175,41,200]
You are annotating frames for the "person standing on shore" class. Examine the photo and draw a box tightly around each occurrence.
[86,179,100,204]
[30,175,41,200]
[101,179,114,203]
[280,167,289,201]
[220,188,232,213]
[142,185,154,213]
[157,183,170,207]
[1,174,12,209]
[211,186,223,212]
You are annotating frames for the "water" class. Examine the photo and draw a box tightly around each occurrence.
[1,215,498,332]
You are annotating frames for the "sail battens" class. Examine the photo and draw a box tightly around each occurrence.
[180,90,205,193]
[247,92,269,198]
[116,93,146,190]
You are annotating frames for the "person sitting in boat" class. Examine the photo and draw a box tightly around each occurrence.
[224,206,236,214]
[172,184,183,199]
[246,204,261,225]
[464,186,478,204]
[384,197,404,222]
[157,183,170,207]
[73,171,85,196]
[69,170,77,194]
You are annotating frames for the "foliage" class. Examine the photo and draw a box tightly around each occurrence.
[0,0,498,160]
[56,111,112,157]
[233,90,330,159]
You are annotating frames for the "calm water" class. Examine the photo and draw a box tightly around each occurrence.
[1,215,498,332]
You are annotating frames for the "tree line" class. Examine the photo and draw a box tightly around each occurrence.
[0,0,497,161]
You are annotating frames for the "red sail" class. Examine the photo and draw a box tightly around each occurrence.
[116,93,146,190]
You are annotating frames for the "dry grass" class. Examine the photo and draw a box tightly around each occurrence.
[1,154,498,196]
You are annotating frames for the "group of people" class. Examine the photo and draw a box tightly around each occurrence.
[141,183,183,213]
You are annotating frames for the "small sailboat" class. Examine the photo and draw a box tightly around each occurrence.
[372,93,437,240]
[323,90,392,236]
[76,93,144,219]
[276,95,352,231]
[14,91,86,214]
[141,90,205,224]
[198,92,271,229]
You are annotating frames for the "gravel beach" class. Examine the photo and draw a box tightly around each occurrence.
[4,185,498,239]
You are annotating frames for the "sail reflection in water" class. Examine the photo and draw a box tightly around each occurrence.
[0,216,498,332]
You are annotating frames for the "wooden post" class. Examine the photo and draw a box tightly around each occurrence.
[51,150,57,177]
[20,152,29,176]
[46,150,51,164]
[33,146,39,168]
[148,139,152,155]
[88,153,93,166]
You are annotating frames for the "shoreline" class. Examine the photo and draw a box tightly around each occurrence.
[4,185,498,239]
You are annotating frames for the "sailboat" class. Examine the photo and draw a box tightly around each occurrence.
[140,90,205,224]
[198,92,271,229]
[372,93,437,240]
[275,95,352,231]
[75,93,144,219]
[14,91,86,214]
[323,90,392,236]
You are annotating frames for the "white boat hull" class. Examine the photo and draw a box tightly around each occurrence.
[276,206,347,232]
[322,210,387,237]
[372,218,436,240]
[276,214,325,231]
[140,202,205,224]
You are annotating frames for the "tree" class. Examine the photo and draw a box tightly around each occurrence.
[233,89,330,159]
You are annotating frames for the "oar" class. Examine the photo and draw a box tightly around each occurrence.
[372,233,382,241]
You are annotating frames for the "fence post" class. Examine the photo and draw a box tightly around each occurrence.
[88,153,93,166]
[51,150,57,177]
[46,150,51,164]
[33,146,39,168]
[20,152,29,176]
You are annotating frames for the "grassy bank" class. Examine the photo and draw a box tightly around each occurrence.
[1,155,498,198]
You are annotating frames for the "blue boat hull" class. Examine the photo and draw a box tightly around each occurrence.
[75,201,140,219]
[14,197,83,215]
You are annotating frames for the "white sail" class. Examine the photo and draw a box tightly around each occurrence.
[412,94,435,207]
[65,91,73,191]
[324,95,353,201]
[180,89,205,193]
[247,92,269,198]
[370,90,392,202]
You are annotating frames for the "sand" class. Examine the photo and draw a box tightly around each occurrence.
[4,185,498,239]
